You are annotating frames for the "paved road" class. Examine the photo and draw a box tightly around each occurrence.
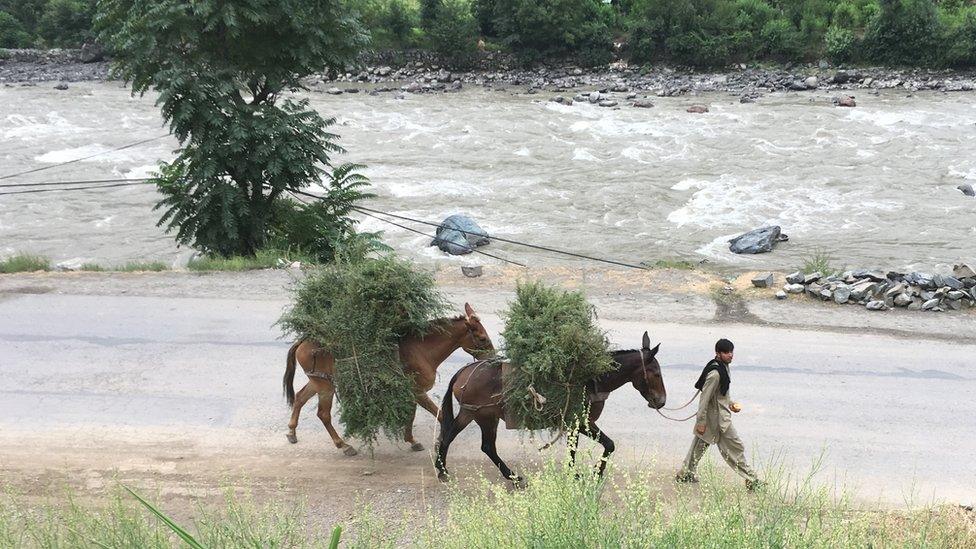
[1,292,973,506]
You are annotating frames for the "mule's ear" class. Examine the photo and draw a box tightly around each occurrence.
[649,343,661,357]
[642,331,650,350]
[464,302,475,319]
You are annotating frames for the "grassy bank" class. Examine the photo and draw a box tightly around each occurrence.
[2,459,972,548]
[0,253,50,273]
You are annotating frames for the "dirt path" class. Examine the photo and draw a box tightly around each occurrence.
[1,269,974,524]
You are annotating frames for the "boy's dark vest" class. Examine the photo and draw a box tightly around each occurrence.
[694,359,730,396]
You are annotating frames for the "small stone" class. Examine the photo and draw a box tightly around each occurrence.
[947,290,967,301]
[804,272,822,284]
[894,294,912,307]
[751,273,774,288]
[55,257,85,271]
[326,87,343,95]
[921,298,941,311]
[819,289,833,301]
[865,300,886,311]
[785,283,805,294]
[833,286,852,304]
[833,96,856,107]
[953,263,975,279]
[550,95,567,104]
[588,92,601,103]
[626,92,638,99]
[786,271,805,284]
[942,276,964,290]
[461,265,483,278]
[54,83,69,90]
[958,184,975,197]
[804,76,818,89]
[775,290,787,300]
[598,100,618,108]
[289,261,302,270]
[686,105,709,113]
[948,300,962,311]
[632,99,654,108]
[907,298,923,311]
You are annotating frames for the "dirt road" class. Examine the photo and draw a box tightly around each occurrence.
[1,270,973,525]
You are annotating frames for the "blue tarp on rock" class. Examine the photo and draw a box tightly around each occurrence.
[430,214,490,255]
[728,226,784,254]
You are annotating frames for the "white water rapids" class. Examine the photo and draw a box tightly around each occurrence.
[2,82,974,270]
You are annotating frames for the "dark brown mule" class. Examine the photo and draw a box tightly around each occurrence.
[283,303,494,456]
[434,331,666,483]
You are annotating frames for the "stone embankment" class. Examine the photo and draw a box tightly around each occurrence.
[768,264,976,313]
[5,47,976,100]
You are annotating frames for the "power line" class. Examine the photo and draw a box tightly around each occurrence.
[0,177,152,189]
[288,189,526,268]
[0,181,156,196]
[0,135,170,181]
[351,205,648,270]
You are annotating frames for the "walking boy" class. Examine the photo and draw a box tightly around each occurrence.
[676,338,762,490]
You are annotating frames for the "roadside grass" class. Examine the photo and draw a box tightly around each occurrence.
[118,261,169,272]
[800,249,839,276]
[187,249,310,272]
[0,253,50,273]
[2,457,971,548]
[642,258,698,270]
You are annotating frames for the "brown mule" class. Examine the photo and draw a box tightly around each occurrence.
[434,331,666,483]
[282,303,494,455]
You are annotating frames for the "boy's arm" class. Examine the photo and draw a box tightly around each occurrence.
[695,372,718,428]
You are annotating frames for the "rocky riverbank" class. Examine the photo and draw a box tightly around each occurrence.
[5,47,976,99]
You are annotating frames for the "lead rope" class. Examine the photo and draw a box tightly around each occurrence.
[662,390,700,411]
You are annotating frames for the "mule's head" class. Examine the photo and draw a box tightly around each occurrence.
[631,331,666,409]
[459,303,495,359]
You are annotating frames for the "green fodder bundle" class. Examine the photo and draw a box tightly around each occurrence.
[278,255,450,445]
[501,281,613,431]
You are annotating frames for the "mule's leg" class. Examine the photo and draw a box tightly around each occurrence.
[585,422,616,476]
[475,416,521,485]
[315,386,357,456]
[435,409,473,480]
[404,405,425,452]
[286,382,316,444]
[416,393,440,418]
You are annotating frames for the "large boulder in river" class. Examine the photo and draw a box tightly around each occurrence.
[430,214,490,255]
[728,226,784,255]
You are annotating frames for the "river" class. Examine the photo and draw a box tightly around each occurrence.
[2,82,974,271]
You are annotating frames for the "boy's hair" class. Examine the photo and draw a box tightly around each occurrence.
[715,339,734,353]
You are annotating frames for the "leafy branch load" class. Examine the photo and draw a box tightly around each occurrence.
[501,281,613,431]
[278,256,449,445]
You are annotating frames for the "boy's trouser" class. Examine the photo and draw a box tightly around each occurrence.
[680,424,758,482]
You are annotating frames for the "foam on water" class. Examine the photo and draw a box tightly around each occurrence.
[35,144,145,164]
[3,112,88,140]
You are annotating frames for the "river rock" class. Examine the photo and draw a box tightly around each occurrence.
[953,263,975,279]
[686,104,709,113]
[55,257,85,271]
[865,300,886,311]
[786,271,805,284]
[894,293,912,307]
[751,273,774,288]
[833,286,852,304]
[598,100,618,107]
[633,99,654,108]
[803,271,822,284]
[326,87,343,95]
[430,214,490,255]
[785,283,805,294]
[54,83,69,90]
[804,76,818,89]
[947,290,968,300]
[588,92,601,103]
[958,184,975,197]
[819,289,833,301]
[921,298,941,311]
[626,92,638,99]
[850,280,878,301]
[728,226,782,254]
[775,290,787,300]
[833,96,856,107]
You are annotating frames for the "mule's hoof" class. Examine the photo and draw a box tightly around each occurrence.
[286,433,298,444]
[511,475,526,488]
[410,442,425,452]
[342,445,359,457]
[437,471,450,482]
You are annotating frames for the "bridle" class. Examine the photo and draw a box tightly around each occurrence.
[463,318,495,360]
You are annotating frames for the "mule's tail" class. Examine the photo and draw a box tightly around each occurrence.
[439,365,465,436]
[284,340,301,407]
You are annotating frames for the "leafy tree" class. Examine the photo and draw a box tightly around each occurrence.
[38,0,95,48]
[488,0,613,63]
[96,0,368,257]
[863,0,942,65]
[429,0,479,67]
[383,0,416,44]
[0,12,32,47]
[420,0,442,30]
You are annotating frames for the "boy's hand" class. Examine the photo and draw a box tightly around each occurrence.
[730,402,742,413]
[695,423,706,435]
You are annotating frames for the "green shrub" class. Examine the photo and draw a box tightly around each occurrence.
[487,0,613,63]
[187,249,292,271]
[0,11,31,47]
[832,2,862,29]
[863,0,942,66]
[38,0,94,48]
[0,253,50,273]
[428,0,480,68]
[761,16,804,57]
[942,6,976,67]
[383,0,417,43]
[825,24,857,61]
